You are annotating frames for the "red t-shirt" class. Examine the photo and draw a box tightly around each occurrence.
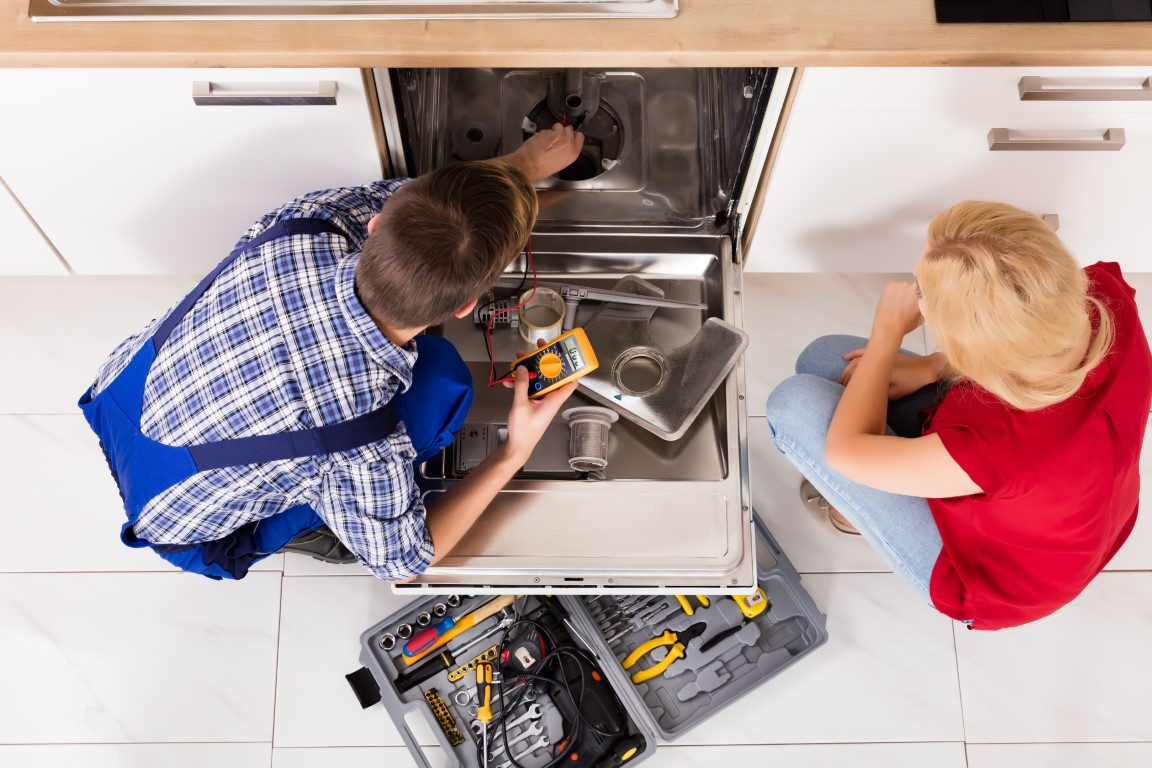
[923,262,1151,630]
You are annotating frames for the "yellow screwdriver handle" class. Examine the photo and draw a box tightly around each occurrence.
[476,662,494,724]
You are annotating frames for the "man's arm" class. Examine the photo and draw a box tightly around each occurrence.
[423,367,577,565]
[497,125,585,183]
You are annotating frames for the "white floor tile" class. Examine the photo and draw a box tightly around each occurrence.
[955,572,1152,743]
[274,746,446,768]
[0,572,281,743]
[748,417,891,574]
[0,414,281,574]
[0,275,193,414]
[645,743,967,768]
[271,742,969,768]
[967,742,1152,768]
[674,573,963,745]
[0,744,271,768]
[741,273,925,419]
[274,575,428,748]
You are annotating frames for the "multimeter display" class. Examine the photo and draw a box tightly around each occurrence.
[510,327,599,399]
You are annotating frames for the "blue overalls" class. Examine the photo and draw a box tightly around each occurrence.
[79,218,473,580]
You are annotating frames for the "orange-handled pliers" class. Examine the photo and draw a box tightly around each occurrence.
[621,622,707,684]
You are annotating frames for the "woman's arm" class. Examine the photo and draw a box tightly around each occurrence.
[825,282,984,499]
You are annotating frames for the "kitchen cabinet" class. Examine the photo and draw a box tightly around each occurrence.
[0,176,65,275]
[747,67,1152,273]
[0,69,383,275]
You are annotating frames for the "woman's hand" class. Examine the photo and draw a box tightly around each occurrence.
[839,349,945,399]
[872,281,923,338]
[503,125,585,182]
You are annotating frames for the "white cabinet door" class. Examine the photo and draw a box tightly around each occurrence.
[748,68,1152,273]
[0,69,382,276]
[0,177,66,275]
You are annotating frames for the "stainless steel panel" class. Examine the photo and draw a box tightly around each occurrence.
[402,232,753,592]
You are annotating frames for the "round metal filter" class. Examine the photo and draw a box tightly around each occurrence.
[562,406,619,473]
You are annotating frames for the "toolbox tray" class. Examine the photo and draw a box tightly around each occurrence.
[353,509,827,767]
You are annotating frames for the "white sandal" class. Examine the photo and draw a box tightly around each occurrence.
[800,479,860,536]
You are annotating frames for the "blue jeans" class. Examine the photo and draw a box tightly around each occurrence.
[765,335,946,608]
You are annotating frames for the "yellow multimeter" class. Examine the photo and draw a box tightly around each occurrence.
[509,327,599,399]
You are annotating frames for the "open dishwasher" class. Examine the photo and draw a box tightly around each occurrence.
[373,67,794,593]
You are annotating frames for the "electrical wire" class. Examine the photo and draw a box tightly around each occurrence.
[476,605,626,768]
[485,238,538,388]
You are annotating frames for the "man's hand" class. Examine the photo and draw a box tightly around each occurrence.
[839,349,946,400]
[502,366,578,465]
[502,125,585,183]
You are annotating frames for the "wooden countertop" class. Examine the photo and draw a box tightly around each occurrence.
[3,0,1152,67]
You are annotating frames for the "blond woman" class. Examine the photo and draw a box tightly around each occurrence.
[765,201,1151,630]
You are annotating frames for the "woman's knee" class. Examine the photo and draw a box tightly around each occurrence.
[795,334,867,378]
[765,374,840,440]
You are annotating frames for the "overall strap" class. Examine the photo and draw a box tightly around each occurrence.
[187,406,398,470]
[153,217,352,350]
[143,215,394,471]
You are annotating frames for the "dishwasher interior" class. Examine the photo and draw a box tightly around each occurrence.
[375,67,780,592]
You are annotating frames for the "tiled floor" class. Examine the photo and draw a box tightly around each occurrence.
[1,272,1149,768]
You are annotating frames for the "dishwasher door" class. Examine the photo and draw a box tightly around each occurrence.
[377,68,781,594]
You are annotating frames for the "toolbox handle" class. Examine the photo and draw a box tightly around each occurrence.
[395,697,464,768]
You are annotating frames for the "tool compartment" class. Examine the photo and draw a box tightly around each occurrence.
[565,513,827,740]
[354,511,826,766]
[357,593,659,768]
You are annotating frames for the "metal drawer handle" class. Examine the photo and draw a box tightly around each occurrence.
[192,81,337,106]
[1019,76,1152,102]
[987,128,1125,152]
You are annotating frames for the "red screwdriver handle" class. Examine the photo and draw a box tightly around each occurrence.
[403,616,455,657]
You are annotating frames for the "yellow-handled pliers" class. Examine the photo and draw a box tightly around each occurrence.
[622,622,708,684]
[675,594,711,616]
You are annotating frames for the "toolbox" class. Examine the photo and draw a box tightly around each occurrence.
[349,512,827,768]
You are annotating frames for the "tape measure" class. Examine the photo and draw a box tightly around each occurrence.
[734,587,770,620]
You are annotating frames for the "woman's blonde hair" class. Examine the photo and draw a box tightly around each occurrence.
[919,200,1113,411]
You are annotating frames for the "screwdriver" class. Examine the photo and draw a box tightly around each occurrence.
[395,619,504,693]
[476,661,494,768]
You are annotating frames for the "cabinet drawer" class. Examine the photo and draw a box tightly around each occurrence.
[750,109,1152,273]
[797,67,1152,115]
[0,69,382,276]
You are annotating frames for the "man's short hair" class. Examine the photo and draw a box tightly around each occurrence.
[355,161,538,330]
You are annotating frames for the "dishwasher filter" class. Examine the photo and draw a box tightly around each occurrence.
[578,275,748,441]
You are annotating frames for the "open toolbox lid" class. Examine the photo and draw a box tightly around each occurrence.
[353,508,827,767]
[559,509,828,743]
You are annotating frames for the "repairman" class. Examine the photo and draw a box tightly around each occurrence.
[79,125,585,582]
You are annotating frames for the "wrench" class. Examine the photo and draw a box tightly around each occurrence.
[493,735,551,768]
[501,703,542,732]
[488,721,544,758]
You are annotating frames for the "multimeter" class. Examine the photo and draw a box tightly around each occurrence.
[509,327,599,399]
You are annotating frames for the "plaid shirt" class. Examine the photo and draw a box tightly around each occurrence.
[90,179,436,580]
